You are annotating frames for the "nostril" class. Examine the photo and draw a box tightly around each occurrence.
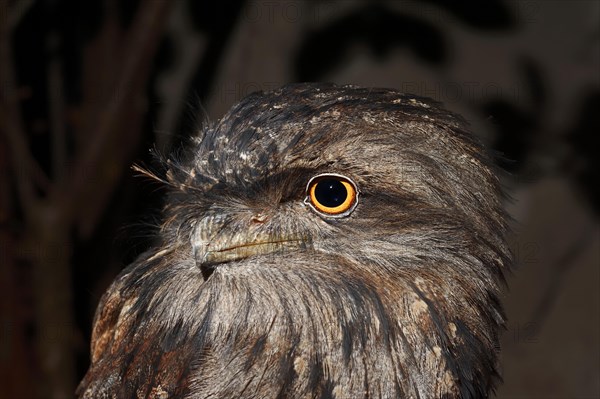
[251,213,267,224]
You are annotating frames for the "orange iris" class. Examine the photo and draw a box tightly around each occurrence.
[307,175,358,216]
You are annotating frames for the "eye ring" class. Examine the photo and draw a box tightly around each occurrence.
[304,173,359,217]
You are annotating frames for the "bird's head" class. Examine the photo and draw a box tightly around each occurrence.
[79,83,511,398]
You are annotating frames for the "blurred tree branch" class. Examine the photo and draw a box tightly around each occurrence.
[57,0,171,235]
[0,0,172,397]
[1,0,39,215]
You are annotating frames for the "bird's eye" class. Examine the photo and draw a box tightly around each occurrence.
[305,174,358,217]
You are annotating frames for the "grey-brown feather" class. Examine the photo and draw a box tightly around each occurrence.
[78,83,511,398]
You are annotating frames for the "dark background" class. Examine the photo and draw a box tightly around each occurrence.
[1,1,598,398]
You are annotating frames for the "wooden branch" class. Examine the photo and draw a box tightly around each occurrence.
[0,109,36,399]
[0,0,43,216]
[7,0,36,30]
[47,31,67,181]
[51,0,173,228]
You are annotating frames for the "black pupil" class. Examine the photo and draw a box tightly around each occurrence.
[314,178,348,208]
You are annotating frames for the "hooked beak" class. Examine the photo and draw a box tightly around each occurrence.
[192,216,308,280]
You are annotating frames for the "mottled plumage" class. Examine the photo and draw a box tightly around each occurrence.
[78,83,511,398]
